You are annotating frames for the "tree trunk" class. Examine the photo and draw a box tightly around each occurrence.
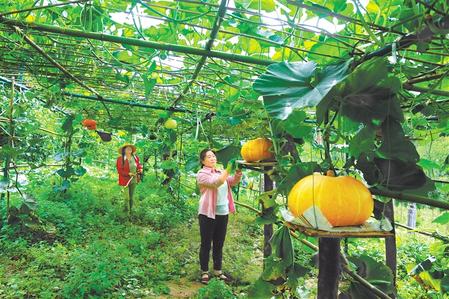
[318,238,341,299]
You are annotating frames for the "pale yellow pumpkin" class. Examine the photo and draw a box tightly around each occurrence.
[241,138,274,162]
[164,118,177,129]
[288,172,374,227]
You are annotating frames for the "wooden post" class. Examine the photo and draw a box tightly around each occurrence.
[318,238,341,299]
[263,168,273,259]
[384,200,397,297]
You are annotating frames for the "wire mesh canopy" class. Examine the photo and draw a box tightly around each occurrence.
[0,0,448,131]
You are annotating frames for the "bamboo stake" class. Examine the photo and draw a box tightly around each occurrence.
[395,222,449,242]
[403,83,449,98]
[0,0,88,17]
[370,188,449,210]
[10,25,113,119]
[171,0,228,107]
[0,17,275,66]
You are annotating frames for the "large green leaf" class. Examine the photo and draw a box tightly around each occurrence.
[441,273,449,293]
[255,207,278,225]
[433,212,449,225]
[333,58,403,125]
[343,254,394,298]
[247,278,274,298]
[270,226,294,268]
[214,144,241,168]
[348,125,376,158]
[356,156,428,191]
[253,60,351,120]
[280,110,313,139]
[340,78,403,125]
[378,118,420,163]
[277,162,320,196]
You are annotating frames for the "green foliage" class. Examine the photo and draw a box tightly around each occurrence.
[1,1,449,298]
[342,254,395,298]
[196,278,234,299]
[253,60,351,120]
[215,144,241,169]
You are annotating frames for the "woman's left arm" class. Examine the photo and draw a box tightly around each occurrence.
[227,169,243,187]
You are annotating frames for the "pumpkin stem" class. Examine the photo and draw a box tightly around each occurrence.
[326,170,336,177]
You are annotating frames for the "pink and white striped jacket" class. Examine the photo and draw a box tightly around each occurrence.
[196,166,242,219]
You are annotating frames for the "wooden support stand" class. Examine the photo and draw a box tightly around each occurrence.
[236,160,276,262]
[237,160,397,298]
[384,200,397,298]
[263,169,273,258]
[318,238,341,299]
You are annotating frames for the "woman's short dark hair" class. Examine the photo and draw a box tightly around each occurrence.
[199,148,215,166]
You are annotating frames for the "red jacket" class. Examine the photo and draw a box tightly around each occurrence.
[116,155,143,186]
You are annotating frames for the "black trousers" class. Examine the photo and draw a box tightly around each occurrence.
[198,214,228,271]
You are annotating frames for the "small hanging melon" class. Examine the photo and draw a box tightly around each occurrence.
[164,118,177,129]
[288,171,374,227]
[82,119,97,130]
[241,138,274,162]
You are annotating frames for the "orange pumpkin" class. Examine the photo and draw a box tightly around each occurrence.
[82,119,97,130]
[288,171,374,227]
[241,138,274,162]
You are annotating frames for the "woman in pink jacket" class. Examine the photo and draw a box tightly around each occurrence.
[196,149,242,284]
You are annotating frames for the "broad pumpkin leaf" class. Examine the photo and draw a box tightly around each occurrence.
[418,158,441,171]
[215,144,241,168]
[276,162,320,196]
[286,262,309,289]
[270,225,294,268]
[185,155,200,173]
[281,110,313,139]
[378,118,420,163]
[74,166,87,176]
[328,58,404,125]
[342,254,395,298]
[247,278,274,298]
[308,38,348,63]
[258,190,277,209]
[160,160,177,170]
[253,59,351,120]
[261,255,286,281]
[441,274,449,293]
[348,125,376,158]
[255,207,278,225]
[247,0,276,12]
[356,156,428,191]
[61,115,74,133]
[143,76,157,98]
[433,212,449,225]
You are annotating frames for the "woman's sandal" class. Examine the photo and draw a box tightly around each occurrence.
[201,271,209,284]
[214,270,230,282]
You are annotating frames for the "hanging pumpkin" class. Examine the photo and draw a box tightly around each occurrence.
[288,171,374,227]
[241,138,274,162]
[82,119,97,130]
[164,118,177,129]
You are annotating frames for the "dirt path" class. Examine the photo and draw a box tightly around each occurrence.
[159,278,204,298]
